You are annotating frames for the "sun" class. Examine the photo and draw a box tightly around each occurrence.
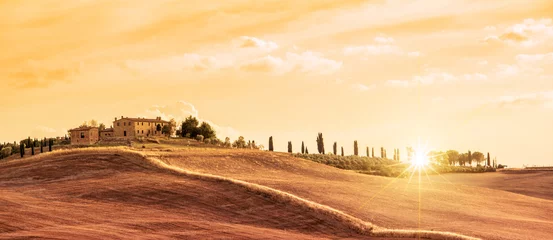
[412,150,429,167]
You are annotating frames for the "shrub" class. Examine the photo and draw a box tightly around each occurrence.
[0,147,11,159]
[185,133,191,138]
[196,135,205,142]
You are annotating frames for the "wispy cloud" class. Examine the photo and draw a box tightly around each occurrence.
[142,101,240,140]
[483,18,553,47]
[343,36,421,57]
[387,70,487,88]
[239,36,279,52]
[495,91,553,109]
[240,52,342,75]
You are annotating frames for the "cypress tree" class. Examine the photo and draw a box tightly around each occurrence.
[20,144,24,158]
[487,152,491,167]
[269,136,274,151]
[31,146,34,155]
[381,147,384,158]
[306,147,309,154]
[287,141,292,153]
[366,146,369,157]
[341,146,344,156]
[301,141,305,154]
[353,141,358,156]
[40,140,43,153]
[27,137,31,148]
[49,139,53,152]
[397,149,400,161]
[468,150,472,166]
[372,147,374,158]
[316,133,325,154]
[333,142,337,155]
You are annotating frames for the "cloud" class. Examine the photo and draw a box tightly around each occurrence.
[124,37,340,76]
[240,51,342,75]
[493,53,552,78]
[387,70,487,88]
[30,126,67,139]
[343,36,420,57]
[141,101,240,140]
[351,83,375,92]
[239,36,279,52]
[8,62,81,89]
[483,18,553,47]
[495,91,553,109]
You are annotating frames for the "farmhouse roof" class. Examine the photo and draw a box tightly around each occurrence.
[100,128,114,132]
[116,116,169,123]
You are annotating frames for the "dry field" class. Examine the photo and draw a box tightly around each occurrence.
[156,148,553,240]
[1,146,552,239]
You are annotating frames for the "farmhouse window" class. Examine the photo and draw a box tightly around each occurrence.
[80,132,85,138]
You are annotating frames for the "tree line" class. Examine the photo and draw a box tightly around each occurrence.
[267,132,498,168]
[0,137,61,160]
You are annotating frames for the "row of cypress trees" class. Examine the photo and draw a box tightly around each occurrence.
[270,133,399,160]
[19,138,54,158]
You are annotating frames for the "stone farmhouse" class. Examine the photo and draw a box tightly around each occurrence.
[69,116,169,145]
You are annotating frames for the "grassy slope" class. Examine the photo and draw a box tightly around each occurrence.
[0,149,378,240]
[157,147,553,240]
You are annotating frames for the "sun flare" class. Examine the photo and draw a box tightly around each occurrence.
[413,150,429,167]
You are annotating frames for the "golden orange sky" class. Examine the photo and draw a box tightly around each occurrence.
[1,0,552,167]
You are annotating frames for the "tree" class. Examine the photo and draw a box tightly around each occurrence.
[396,149,400,161]
[446,150,459,166]
[27,137,31,148]
[393,149,397,161]
[196,135,205,142]
[472,151,485,166]
[333,142,337,155]
[468,150,472,166]
[458,153,468,166]
[316,133,325,154]
[341,146,344,156]
[430,151,448,165]
[366,146,369,157]
[353,141,358,156]
[181,116,200,137]
[48,139,53,152]
[224,137,231,148]
[169,119,177,137]
[305,147,309,154]
[0,147,11,159]
[406,146,414,161]
[381,147,384,158]
[287,141,292,153]
[31,145,34,155]
[372,147,374,158]
[301,141,305,154]
[20,144,24,158]
[487,152,491,167]
[89,119,98,127]
[162,125,171,136]
[198,122,216,139]
[40,140,44,153]
[268,136,274,151]
[234,136,246,148]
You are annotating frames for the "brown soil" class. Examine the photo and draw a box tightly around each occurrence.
[156,148,553,240]
[0,150,391,240]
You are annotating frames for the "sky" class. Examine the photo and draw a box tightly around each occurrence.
[1,0,552,167]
